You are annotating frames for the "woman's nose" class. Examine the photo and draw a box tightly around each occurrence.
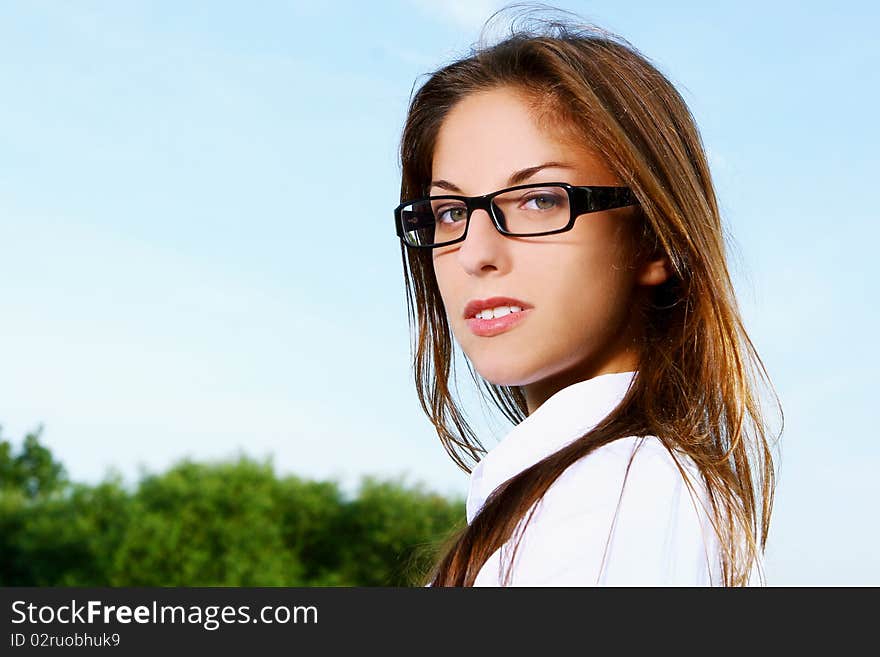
[455,207,506,273]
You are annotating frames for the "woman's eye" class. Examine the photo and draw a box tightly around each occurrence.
[436,206,467,224]
[524,194,559,210]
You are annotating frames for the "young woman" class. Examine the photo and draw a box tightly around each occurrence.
[393,8,781,586]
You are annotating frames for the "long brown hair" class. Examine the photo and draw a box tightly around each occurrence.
[397,4,782,586]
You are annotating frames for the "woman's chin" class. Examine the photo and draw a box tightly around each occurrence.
[469,359,536,388]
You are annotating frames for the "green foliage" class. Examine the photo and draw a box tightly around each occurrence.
[0,424,67,498]
[338,476,465,586]
[111,458,304,586]
[0,426,465,586]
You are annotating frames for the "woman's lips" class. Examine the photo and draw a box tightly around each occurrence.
[464,308,532,337]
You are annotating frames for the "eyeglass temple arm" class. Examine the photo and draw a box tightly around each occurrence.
[571,186,639,214]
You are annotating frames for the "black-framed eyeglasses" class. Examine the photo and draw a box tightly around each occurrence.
[394,182,639,249]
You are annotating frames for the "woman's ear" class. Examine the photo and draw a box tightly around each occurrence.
[637,255,671,286]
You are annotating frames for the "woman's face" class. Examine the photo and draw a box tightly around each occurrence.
[430,85,669,413]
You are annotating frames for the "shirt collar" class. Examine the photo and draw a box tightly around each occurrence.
[466,370,637,524]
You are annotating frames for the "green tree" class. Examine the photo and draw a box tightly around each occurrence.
[0,425,466,586]
[112,456,303,586]
[337,475,465,586]
[275,475,349,585]
[0,424,67,498]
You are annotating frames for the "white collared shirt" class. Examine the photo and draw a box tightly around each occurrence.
[459,370,752,586]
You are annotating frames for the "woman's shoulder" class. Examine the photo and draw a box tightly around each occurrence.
[542,435,703,513]
[534,435,716,561]
[501,435,720,585]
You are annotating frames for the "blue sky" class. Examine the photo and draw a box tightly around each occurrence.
[0,1,877,585]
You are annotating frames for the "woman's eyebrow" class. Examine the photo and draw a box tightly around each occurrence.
[429,162,576,193]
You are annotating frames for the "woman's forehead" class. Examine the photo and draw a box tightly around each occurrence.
[430,87,611,189]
